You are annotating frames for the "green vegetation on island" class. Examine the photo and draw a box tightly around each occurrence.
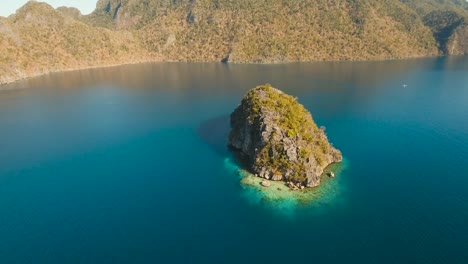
[228,84,342,189]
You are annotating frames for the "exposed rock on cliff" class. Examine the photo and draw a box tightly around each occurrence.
[228,85,342,188]
[447,22,468,55]
[423,10,467,55]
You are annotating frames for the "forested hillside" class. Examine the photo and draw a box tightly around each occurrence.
[0,2,153,84]
[1,0,467,85]
[86,0,439,62]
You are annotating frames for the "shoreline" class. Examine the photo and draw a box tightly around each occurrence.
[1,54,463,88]
[223,156,349,204]
[239,162,345,204]
[0,59,162,89]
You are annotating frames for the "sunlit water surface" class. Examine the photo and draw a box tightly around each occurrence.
[0,57,467,263]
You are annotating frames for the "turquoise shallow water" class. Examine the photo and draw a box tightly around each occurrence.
[0,57,467,263]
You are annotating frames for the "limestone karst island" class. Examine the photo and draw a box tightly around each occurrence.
[1,0,468,263]
[228,84,343,200]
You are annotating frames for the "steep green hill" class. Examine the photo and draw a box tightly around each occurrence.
[87,0,439,62]
[423,10,467,54]
[1,0,467,85]
[0,1,152,84]
[403,0,468,54]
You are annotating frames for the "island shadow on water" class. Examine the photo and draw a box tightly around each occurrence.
[197,114,231,157]
[197,115,348,208]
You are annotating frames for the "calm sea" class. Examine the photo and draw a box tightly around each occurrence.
[0,57,467,263]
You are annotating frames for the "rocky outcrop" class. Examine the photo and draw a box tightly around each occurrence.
[423,10,467,54]
[228,84,342,188]
[447,23,468,55]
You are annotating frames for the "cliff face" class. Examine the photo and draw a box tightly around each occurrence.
[228,85,342,188]
[422,10,467,54]
[448,23,468,54]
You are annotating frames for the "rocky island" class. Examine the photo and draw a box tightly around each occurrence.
[228,84,342,191]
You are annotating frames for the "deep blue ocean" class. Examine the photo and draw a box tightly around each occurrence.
[0,57,467,263]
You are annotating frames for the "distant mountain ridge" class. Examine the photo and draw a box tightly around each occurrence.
[1,0,467,85]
